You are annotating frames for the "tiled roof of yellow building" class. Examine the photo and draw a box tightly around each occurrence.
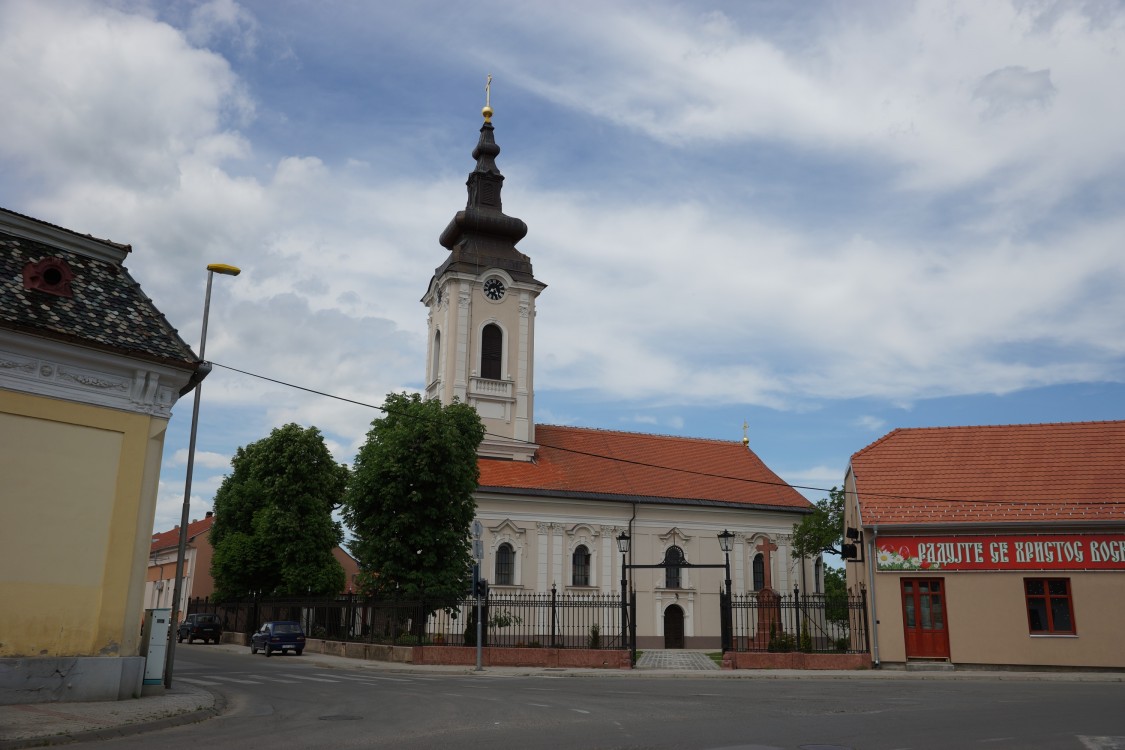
[850,421,1125,526]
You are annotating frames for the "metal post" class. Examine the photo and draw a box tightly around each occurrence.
[629,589,637,666]
[860,584,870,655]
[550,583,557,648]
[620,553,628,652]
[722,551,733,652]
[474,563,483,671]
[163,264,239,688]
[164,270,215,689]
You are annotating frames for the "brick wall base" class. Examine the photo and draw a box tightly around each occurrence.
[726,651,871,670]
[412,646,632,669]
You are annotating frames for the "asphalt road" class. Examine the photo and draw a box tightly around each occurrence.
[87,644,1125,749]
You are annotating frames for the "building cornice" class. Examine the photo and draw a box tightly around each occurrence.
[0,329,193,418]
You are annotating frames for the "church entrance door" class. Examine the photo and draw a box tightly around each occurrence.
[663,604,685,649]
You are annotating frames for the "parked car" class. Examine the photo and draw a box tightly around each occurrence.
[178,613,223,644]
[251,620,306,657]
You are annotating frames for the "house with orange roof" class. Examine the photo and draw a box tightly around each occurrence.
[420,106,817,649]
[147,513,361,618]
[844,421,1125,669]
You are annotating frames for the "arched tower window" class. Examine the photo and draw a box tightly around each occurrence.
[814,558,823,593]
[481,323,502,380]
[431,330,441,381]
[752,553,765,591]
[572,545,591,586]
[495,543,514,585]
[664,546,685,589]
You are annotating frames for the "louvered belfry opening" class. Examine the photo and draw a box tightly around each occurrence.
[481,323,502,379]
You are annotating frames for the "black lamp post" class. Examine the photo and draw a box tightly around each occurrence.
[616,531,630,654]
[717,529,735,652]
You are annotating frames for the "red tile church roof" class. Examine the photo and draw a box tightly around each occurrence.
[850,420,1125,526]
[478,425,811,512]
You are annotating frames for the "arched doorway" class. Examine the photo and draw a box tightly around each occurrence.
[663,604,685,649]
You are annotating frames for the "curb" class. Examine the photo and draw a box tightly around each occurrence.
[0,689,221,750]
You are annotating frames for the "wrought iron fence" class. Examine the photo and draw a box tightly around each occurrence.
[188,588,626,650]
[729,586,869,653]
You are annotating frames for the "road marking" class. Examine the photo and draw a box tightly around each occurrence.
[207,676,263,685]
[527,703,552,708]
[572,709,591,714]
[1078,738,1125,750]
[175,677,224,686]
[278,673,338,682]
[315,673,413,683]
[253,676,301,683]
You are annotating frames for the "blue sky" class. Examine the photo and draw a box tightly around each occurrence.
[2,1,1124,534]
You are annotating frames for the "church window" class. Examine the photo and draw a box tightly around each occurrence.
[663,545,685,589]
[753,553,765,591]
[572,545,591,587]
[431,330,441,381]
[481,323,502,380]
[495,543,514,585]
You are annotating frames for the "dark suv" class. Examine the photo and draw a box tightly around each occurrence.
[178,613,223,644]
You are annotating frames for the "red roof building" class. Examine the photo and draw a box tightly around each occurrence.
[845,420,1125,669]
[147,513,360,618]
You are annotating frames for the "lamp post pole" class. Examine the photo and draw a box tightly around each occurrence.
[164,263,240,688]
[718,530,735,653]
[616,531,630,657]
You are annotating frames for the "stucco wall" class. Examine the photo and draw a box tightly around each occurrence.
[0,391,166,659]
[475,494,817,649]
[872,569,1125,668]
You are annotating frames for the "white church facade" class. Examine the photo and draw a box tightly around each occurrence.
[422,103,818,649]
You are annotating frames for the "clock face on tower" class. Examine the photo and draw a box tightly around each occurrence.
[483,277,506,301]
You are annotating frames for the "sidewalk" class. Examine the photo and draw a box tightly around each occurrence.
[3,646,1122,749]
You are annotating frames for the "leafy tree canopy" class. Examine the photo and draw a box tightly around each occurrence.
[791,486,845,559]
[342,392,486,600]
[210,423,348,601]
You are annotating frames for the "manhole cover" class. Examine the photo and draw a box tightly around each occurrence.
[319,715,363,721]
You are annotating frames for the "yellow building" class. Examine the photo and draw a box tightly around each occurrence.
[0,207,200,703]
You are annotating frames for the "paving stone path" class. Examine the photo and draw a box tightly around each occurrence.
[634,650,720,670]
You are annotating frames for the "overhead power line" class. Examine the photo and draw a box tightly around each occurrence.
[208,362,1125,509]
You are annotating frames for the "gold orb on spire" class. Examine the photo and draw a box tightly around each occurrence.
[483,73,493,123]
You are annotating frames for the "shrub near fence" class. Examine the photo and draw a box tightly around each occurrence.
[729,584,868,656]
[729,586,869,654]
[187,588,626,650]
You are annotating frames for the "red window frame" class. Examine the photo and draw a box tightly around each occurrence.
[1024,577,1076,635]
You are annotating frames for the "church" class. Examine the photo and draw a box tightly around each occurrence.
[421,100,818,649]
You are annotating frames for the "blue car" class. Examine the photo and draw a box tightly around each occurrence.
[250,620,306,657]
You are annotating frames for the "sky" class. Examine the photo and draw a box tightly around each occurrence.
[2,0,1124,536]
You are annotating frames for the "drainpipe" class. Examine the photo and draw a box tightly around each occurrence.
[866,524,880,668]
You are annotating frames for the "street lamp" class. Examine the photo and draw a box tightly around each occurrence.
[616,531,630,656]
[164,262,240,688]
[717,530,735,652]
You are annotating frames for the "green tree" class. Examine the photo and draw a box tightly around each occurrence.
[823,563,850,625]
[791,486,845,559]
[342,392,486,600]
[210,423,348,601]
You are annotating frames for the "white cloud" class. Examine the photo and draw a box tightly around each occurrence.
[2,1,1124,531]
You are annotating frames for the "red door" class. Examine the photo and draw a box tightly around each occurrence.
[900,578,950,659]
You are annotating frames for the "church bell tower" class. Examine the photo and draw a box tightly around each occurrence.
[422,90,546,461]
